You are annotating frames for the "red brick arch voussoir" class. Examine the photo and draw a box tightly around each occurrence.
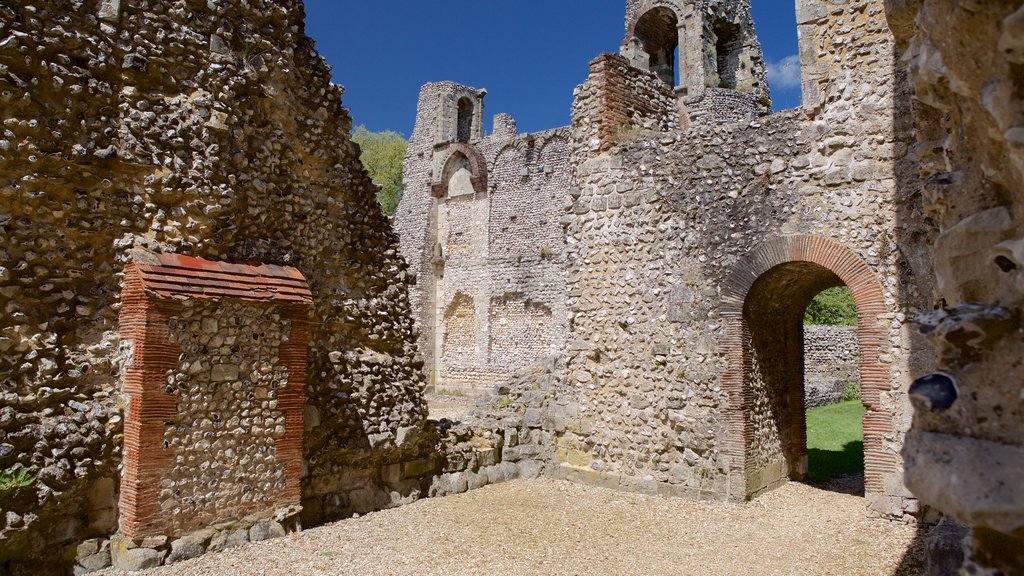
[718,235,894,499]
[431,143,488,198]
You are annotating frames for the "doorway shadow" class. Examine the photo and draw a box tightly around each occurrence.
[806,440,865,496]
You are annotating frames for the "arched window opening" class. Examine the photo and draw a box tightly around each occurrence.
[713,19,742,90]
[456,97,473,143]
[634,7,679,88]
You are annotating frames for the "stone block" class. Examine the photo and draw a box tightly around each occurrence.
[76,543,111,573]
[113,547,161,572]
[210,364,239,382]
[248,521,286,543]
[519,460,542,480]
[396,425,420,448]
[167,530,213,564]
[97,0,121,22]
[926,519,968,576]
[403,458,436,478]
[523,409,542,428]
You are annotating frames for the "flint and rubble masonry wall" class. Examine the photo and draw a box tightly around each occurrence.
[804,325,860,408]
[0,0,425,571]
[888,0,1024,572]
[557,0,934,517]
[397,83,570,394]
[114,250,311,572]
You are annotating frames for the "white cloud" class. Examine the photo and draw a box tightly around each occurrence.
[766,55,802,89]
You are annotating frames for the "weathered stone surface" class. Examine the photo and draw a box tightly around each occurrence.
[248,521,286,543]
[887,0,1024,571]
[396,83,570,396]
[166,530,214,564]
[0,0,427,570]
[804,325,860,408]
[112,547,161,572]
[926,519,968,576]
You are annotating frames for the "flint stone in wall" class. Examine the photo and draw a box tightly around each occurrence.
[97,0,120,22]
[519,459,542,480]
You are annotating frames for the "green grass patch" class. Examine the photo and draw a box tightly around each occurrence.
[806,400,866,483]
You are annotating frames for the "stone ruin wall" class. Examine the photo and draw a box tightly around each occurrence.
[623,0,771,121]
[3,0,1018,572]
[885,1,1024,573]
[0,0,427,571]
[160,299,294,535]
[396,83,570,395]
[804,325,860,408]
[553,0,936,516]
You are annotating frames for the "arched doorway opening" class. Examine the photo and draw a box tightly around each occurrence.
[711,18,742,90]
[634,7,679,88]
[803,286,864,494]
[720,236,892,502]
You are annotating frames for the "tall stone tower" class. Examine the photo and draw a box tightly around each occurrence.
[621,0,770,121]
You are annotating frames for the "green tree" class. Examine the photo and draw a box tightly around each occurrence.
[804,286,857,326]
[351,126,408,216]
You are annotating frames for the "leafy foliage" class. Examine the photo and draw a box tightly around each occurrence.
[0,469,35,496]
[841,379,861,402]
[804,286,857,326]
[351,126,408,217]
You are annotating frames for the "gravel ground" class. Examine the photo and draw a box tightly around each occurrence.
[102,479,925,576]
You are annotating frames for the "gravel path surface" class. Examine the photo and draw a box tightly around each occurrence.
[102,479,924,576]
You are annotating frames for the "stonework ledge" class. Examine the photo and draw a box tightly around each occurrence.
[904,431,1024,535]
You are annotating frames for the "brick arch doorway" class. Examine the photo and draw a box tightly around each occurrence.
[719,236,893,502]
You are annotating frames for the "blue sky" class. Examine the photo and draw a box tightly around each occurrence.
[304,1,801,136]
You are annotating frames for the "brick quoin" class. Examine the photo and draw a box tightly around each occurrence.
[117,250,312,540]
[720,235,893,501]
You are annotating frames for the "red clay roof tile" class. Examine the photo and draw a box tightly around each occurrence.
[131,250,312,304]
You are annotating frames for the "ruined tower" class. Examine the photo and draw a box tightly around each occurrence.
[621,0,770,122]
[396,83,570,394]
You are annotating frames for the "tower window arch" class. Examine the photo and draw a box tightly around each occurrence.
[634,7,679,88]
[456,97,473,143]
[713,19,742,90]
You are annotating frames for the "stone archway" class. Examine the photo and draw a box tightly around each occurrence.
[719,236,893,502]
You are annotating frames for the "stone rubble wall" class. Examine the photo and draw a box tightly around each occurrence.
[554,0,935,518]
[396,83,570,395]
[0,0,425,572]
[803,325,860,408]
[572,53,682,156]
[686,87,762,126]
[160,300,292,536]
[885,1,1024,573]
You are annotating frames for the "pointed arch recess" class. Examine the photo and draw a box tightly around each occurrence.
[432,143,488,198]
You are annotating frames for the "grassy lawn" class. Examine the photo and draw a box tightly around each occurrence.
[806,400,866,483]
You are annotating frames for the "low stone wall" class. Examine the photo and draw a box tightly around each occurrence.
[804,325,860,408]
